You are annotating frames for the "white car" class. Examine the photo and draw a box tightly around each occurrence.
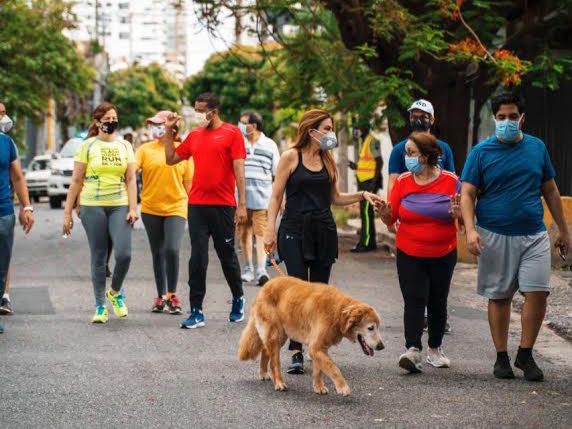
[25,155,52,202]
[47,137,83,209]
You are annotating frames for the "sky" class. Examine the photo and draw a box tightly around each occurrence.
[186,2,252,76]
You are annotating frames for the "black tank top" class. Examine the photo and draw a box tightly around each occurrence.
[282,151,331,217]
[279,151,338,266]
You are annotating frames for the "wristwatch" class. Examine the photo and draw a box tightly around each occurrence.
[23,206,34,213]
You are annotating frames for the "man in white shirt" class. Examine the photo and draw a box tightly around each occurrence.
[238,111,280,286]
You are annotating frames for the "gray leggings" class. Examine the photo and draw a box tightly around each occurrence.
[0,214,15,297]
[141,213,185,297]
[81,206,132,306]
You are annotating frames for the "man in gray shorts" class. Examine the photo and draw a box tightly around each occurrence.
[461,93,569,382]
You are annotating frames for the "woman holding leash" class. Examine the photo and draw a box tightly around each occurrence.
[137,111,193,314]
[377,131,462,373]
[263,109,381,374]
[63,102,138,324]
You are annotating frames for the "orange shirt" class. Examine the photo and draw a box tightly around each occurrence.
[135,140,193,218]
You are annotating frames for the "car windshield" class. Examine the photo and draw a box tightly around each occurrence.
[29,159,51,171]
[60,138,83,158]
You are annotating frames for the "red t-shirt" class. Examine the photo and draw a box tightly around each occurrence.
[176,123,246,206]
[390,171,460,258]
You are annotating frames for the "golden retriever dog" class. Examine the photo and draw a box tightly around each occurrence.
[238,276,384,396]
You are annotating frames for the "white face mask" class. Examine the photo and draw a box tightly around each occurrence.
[0,115,13,133]
[193,109,215,128]
[311,129,338,151]
[148,124,166,139]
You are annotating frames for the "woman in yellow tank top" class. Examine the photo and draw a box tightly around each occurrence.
[136,111,193,314]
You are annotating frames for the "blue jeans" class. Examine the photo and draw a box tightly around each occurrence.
[0,213,15,297]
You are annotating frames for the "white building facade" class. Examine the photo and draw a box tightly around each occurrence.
[67,0,187,81]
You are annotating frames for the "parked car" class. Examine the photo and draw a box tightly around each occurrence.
[47,137,83,209]
[25,155,51,202]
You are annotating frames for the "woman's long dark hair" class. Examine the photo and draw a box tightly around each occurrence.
[87,102,117,137]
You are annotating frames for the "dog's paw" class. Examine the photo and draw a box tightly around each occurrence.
[313,384,329,395]
[259,372,271,381]
[274,381,288,391]
[336,385,351,396]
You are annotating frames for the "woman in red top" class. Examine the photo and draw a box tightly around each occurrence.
[378,132,462,374]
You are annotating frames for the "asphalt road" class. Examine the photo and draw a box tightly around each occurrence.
[1,204,570,429]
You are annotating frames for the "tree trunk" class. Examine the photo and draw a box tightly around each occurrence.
[337,111,349,192]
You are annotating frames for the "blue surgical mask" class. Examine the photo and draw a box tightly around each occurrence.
[495,116,522,143]
[238,122,248,136]
[405,155,425,174]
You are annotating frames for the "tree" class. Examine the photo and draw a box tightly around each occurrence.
[193,0,572,169]
[182,45,280,133]
[106,64,181,129]
[0,0,95,139]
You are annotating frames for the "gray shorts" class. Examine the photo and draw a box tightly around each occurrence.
[477,226,551,299]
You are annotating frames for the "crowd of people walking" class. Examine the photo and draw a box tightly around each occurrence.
[0,91,569,382]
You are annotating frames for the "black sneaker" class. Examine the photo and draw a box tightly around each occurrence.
[350,244,376,253]
[515,348,544,382]
[0,297,13,315]
[257,271,270,287]
[287,352,304,375]
[494,352,515,379]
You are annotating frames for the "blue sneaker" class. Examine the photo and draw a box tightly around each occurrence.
[229,297,245,322]
[180,307,205,329]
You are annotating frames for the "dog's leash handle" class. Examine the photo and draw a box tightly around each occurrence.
[267,252,286,277]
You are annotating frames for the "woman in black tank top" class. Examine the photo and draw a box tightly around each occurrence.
[263,109,381,375]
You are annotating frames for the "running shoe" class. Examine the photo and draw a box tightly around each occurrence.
[152,297,165,313]
[229,296,245,322]
[181,307,205,329]
[92,305,109,323]
[106,290,128,318]
[0,297,13,315]
[166,295,182,315]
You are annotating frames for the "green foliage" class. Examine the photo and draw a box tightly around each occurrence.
[182,46,278,133]
[0,0,95,134]
[106,64,181,129]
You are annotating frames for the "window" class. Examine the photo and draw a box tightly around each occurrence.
[119,32,130,40]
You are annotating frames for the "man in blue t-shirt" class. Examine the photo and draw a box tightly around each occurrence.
[0,103,35,333]
[387,99,456,198]
[461,92,569,382]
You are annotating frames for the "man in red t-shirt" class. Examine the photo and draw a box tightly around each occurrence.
[164,93,247,329]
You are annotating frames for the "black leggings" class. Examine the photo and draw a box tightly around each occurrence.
[278,231,332,351]
[396,249,457,350]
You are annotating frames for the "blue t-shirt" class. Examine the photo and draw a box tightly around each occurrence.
[0,133,17,216]
[388,138,456,174]
[461,134,556,236]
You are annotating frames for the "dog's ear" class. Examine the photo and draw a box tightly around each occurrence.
[341,305,365,336]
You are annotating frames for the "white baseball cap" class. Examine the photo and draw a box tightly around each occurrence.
[408,99,434,117]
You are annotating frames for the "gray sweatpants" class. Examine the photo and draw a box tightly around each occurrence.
[141,213,186,297]
[0,214,15,298]
[81,206,132,306]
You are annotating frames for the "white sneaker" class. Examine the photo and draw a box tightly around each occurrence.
[241,266,254,282]
[427,347,451,368]
[399,347,423,373]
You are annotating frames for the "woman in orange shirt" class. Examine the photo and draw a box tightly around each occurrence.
[136,111,193,314]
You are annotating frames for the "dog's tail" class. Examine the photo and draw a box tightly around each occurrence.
[238,317,263,361]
